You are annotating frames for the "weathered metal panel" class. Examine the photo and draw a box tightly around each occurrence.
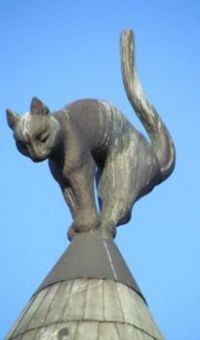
[103,280,123,322]
[75,322,99,340]
[6,279,163,340]
[63,279,88,321]
[83,279,104,320]
[28,283,58,330]
[45,281,73,324]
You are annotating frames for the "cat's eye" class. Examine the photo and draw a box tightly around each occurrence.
[40,133,49,143]
[36,133,49,143]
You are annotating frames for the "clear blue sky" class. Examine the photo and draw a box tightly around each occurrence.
[1,1,199,339]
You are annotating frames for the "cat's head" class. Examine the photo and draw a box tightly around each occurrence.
[6,97,60,162]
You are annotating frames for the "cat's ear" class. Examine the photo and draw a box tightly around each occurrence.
[6,109,20,130]
[30,97,50,116]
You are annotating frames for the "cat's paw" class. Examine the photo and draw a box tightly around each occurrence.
[67,215,101,240]
[99,220,117,239]
[67,225,79,241]
[76,214,100,231]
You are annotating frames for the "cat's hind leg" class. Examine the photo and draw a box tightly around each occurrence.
[96,147,137,238]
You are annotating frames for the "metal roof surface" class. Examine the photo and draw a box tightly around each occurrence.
[37,232,145,302]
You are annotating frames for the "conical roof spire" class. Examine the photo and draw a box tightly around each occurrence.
[6,232,163,339]
[37,233,144,300]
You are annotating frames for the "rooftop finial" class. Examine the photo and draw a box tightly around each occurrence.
[6,29,168,340]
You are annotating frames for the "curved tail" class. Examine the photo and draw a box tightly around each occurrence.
[120,30,175,182]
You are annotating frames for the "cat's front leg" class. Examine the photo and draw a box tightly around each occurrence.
[63,157,100,239]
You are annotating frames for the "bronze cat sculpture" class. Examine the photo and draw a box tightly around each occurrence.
[6,31,175,240]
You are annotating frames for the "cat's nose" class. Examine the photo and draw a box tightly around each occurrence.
[29,144,42,161]
[30,149,45,162]
[31,155,46,162]
[31,157,41,163]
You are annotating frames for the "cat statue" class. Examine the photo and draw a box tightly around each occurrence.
[6,31,175,240]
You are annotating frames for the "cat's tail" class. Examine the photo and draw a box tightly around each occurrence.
[120,30,175,183]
